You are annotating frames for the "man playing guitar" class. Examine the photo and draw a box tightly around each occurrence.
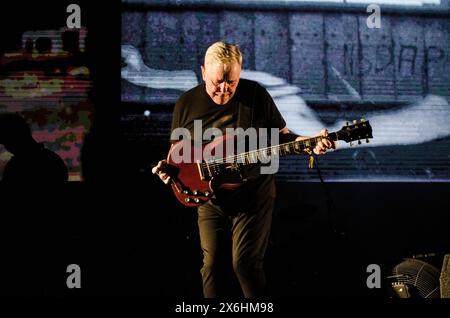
[152,42,334,298]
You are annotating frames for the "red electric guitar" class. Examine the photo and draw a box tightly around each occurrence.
[161,119,372,207]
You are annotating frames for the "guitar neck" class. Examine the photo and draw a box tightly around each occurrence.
[213,132,339,165]
[272,132,339,157]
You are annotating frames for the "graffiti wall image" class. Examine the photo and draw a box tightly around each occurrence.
[121,1,450,181]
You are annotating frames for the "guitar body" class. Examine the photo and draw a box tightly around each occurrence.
[167,134,243,207]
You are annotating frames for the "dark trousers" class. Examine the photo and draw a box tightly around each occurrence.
[197,195,274,298]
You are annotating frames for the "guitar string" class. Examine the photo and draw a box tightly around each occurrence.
[186,123,370,174]
[199,135,328,169]
[202,139,311,168]
[197,127,368,170]
[201,134,341,169]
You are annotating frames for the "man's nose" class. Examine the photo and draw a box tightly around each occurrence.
[219,81,228,93]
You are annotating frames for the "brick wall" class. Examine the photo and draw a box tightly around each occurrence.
[122,9,450,103]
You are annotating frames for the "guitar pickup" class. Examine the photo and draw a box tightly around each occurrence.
[197,160,207,180]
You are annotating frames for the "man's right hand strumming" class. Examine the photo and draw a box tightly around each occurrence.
[151,159,171,185]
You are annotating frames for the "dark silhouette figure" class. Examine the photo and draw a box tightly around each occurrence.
[0,113,68,298]
[0,113,68,190]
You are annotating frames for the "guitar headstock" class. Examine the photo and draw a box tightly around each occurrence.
[336,119,373,145]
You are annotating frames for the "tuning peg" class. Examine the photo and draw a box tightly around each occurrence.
[358,140,361,145]
[345,121,349,126]
[349,141,353,147]
[353,120,357,124]
[366,138,370,143]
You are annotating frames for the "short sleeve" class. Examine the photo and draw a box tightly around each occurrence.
[171,99,182,132]
[170,96,185,143]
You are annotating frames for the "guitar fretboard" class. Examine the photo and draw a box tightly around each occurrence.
[196,120,372,179]
[203,132,338,167]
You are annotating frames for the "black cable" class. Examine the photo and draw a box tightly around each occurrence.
[312,153,345,236]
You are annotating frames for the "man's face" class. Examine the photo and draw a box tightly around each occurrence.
[201,61,241,105]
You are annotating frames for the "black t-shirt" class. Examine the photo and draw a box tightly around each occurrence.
[171,79,286,207]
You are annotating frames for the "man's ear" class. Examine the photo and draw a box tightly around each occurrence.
[201,65,206,81]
